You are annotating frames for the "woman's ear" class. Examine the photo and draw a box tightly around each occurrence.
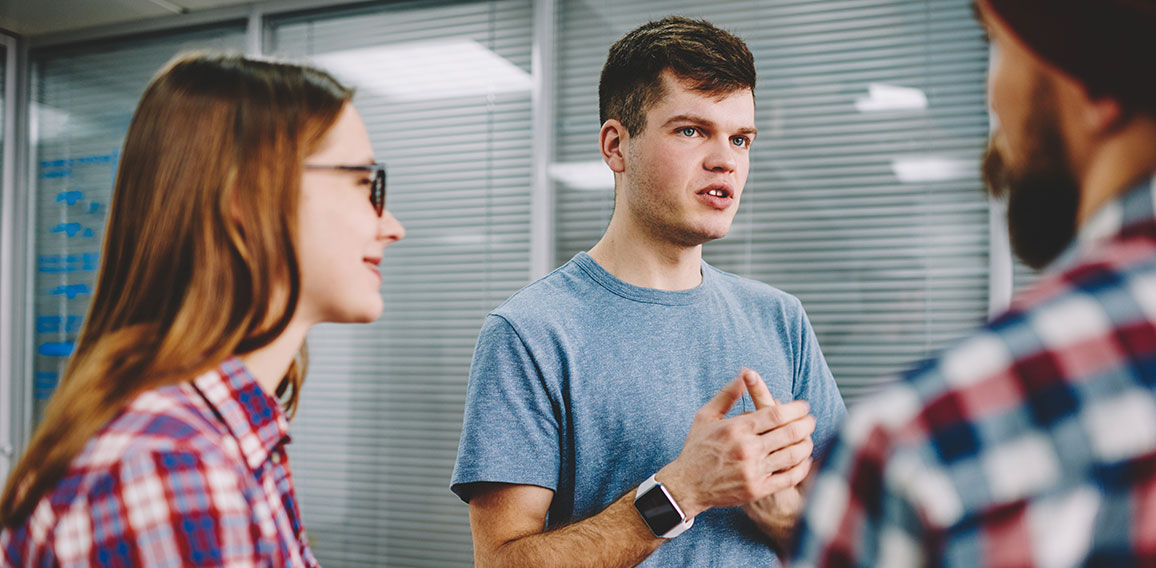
[600,119,628,173]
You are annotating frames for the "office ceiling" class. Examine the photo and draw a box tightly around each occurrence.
[0,0,259,37]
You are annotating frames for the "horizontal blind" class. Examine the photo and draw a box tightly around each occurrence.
[29,26,247,426]
[1012,255,1040,299]
[555,0,991,405]
[269,1,533,565]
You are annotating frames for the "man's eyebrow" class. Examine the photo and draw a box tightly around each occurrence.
[662,114,758,137]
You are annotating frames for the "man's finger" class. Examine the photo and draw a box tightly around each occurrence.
[764,435,814,474]
[758,416,816,464]
[763,457,813,496]
[741,368,776,410]
[745,399,811,435]
[699,376,747,420]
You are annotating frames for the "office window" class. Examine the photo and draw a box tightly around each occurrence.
[1013,255,1040,297]
[554,0,991,404]
[268,0,533,565]
[1,43,6,216]
[1,44,5,165]
[1,43,5,480]
[30,27,247,425]
[12,2,997,566]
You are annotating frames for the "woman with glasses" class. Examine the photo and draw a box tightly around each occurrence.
[0,52,403,566]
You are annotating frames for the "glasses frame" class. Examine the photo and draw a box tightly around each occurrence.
[303,162,387,216]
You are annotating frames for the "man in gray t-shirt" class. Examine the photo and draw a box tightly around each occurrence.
[451,16,846,567]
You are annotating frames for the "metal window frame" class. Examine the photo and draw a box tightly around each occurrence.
[529,0,556,279]
[0,30,26,482]
[986,40,1013,317]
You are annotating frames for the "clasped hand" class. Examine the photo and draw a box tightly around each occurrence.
[657,368,815,520]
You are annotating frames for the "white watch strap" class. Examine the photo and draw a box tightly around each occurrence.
[635,474,694,538]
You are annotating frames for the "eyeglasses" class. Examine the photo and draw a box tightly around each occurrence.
[303,162,387,216]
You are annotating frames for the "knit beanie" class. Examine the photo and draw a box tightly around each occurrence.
[980,0,1156,114]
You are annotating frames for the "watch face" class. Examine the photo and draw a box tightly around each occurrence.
[635,485,683,536]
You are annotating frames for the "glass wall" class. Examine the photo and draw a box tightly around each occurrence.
[1,43,5,160]
[16,1,992,566]
[30,25,247,424]
[555,0,991,403]
[268,1,532,564]
[0,43,7,482]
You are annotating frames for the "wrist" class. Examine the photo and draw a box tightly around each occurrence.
[634,474,695,539]
[654,463,704,519]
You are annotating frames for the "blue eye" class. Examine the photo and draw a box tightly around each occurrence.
[731,136,749,148]
[679,127,698,137]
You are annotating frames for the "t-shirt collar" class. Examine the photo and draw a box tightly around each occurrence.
[573,251,714,306]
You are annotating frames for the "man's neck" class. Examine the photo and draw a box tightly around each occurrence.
[1077,118,1156,225]
[587,220,705,291]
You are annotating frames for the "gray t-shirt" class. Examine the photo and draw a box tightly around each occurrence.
[451,252,846,567]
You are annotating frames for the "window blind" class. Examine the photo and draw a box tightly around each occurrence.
[268,1,533,565]
[15,2,995,566]
[29,26,247,426]
[1013,255,1040,298]
[555,0,991,404]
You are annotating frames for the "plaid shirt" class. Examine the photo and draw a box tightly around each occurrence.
[1,357,318,567]
[794,175,1156,567]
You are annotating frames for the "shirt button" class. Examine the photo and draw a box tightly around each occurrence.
[272,452,282,465]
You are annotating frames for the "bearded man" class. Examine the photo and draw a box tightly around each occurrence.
[793,0,1156,565]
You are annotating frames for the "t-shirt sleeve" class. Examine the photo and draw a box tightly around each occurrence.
[791,300,848,460]
[450,313,561,502]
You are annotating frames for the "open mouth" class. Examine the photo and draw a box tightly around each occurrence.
[698,184,734,200]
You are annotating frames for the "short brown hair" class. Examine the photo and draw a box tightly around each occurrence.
[599,16,756,136]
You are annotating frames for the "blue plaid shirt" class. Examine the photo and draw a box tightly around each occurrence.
[794,175,1156,566]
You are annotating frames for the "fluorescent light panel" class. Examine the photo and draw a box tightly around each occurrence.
[548,161,614,191]
[855,83,928,113]
[891,157,976,183]
[312,38,532,101]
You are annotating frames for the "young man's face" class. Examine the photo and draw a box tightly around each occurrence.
[617,70,756,248]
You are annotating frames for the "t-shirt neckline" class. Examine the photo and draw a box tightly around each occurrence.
[571,251,714,306]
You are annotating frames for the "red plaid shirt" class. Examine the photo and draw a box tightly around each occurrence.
[1,357,319,567]
[794,176,1156,566]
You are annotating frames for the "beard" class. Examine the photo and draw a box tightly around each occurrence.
[982,89,1081,270]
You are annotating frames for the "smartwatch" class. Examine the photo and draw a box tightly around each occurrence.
[633,474,694,538]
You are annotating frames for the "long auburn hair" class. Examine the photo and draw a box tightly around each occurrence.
[0,53,353,527]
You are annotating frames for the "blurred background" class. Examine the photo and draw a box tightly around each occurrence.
[0,0,1037,565]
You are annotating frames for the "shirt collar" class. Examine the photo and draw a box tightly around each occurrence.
[192,356,291,472]
[1049,174,1156,272]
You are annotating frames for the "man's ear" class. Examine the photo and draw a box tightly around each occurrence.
[600,119,628,173]
[1075,83,1127,137]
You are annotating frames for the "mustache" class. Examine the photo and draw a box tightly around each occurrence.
[982,145,1011,200]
